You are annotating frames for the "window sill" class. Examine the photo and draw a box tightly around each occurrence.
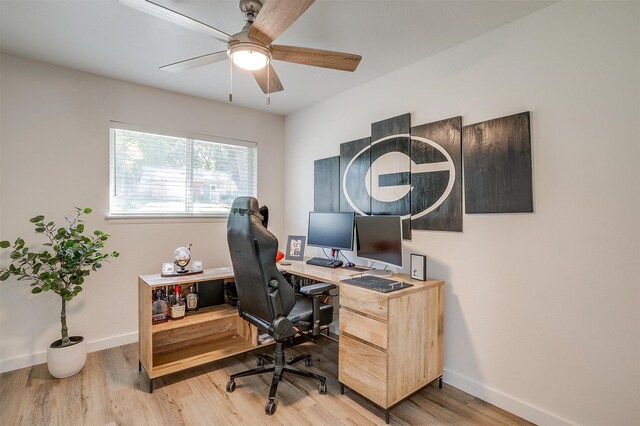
[105,215,228,225]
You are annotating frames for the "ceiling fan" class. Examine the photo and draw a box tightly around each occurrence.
[118,0,362,102]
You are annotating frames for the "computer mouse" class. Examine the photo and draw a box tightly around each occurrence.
[344,262,355,268]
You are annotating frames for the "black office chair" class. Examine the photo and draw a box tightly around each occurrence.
[226,197,336,415]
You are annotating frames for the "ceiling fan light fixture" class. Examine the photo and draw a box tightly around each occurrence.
[232,50,268,70]
[229,44,271,71]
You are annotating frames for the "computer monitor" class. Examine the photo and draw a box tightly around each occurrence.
[355,215,403,272]
[307,212,355,251]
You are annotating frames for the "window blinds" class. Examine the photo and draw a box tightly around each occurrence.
[109,127,257,216]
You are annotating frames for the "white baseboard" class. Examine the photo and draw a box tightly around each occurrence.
[0,331,139,374]
[444,368,575,426]
[86,331,139,354]
[0,351,48,374]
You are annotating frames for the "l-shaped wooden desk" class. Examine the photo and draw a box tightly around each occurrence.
[138,262,444,423]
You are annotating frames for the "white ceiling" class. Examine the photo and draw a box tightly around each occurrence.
[0,0,554,115]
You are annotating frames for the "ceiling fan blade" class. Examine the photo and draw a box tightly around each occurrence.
[117,0,235,44]
[248,0,315,46]
[272,45,362,72]
[252,64,284,94]
[160,51,228,72]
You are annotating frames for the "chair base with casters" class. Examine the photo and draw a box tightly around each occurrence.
[226,341,327,415]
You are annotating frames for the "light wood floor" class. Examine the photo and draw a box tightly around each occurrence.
[0,338,533,425]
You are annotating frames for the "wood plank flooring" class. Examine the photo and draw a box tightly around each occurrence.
[0,338,533,425]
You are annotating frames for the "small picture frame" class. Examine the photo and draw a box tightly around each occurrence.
[161,262,174,275]
[410,254,427,281]
[285,235,306,261]
[192,260,203,272]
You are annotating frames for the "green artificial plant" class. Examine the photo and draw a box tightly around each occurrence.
[0,208,119,347]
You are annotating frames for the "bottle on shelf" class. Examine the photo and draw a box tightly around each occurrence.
[167,286,175,306]
[163,286,171,307]
[151,289,168,324]
[186,285,199,312]
[180,285,187,306]
[170,284,186,319]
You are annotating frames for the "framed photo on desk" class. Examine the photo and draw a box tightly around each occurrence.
[285,235,306,261]
[410,254,427,281]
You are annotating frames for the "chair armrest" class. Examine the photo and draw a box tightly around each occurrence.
[299,282,336,336]
[299,282,336,295]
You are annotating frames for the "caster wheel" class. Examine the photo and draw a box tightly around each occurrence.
[319,381,327,395]
[305,358,313,368]
[257,356,264,367]
[265,400,277,415]
[226,380,236,392]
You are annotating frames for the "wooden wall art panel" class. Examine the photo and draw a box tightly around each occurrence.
[313,156,340,212]
[370,113,412,240]
[340,137,371,215]
[410,117,462,232]
[463,112,533,213]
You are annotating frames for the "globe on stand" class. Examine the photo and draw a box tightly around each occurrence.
[173,244,192,273]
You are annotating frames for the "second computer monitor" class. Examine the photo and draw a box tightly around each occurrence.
[355,215,403,268]
[307,211,355,251]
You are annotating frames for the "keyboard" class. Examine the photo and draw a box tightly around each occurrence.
[306,257,343,268]
[340,275,413,293]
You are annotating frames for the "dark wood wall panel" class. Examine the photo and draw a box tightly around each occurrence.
[339,137,371,214]
[410,116,462,232]
[463,112,533,213]
[370,113,412,240]
[313,156,340,212]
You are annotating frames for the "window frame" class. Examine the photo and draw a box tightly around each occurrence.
[107,121,258,220]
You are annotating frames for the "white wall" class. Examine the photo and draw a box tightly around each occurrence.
[284,2,639,425]
[0,54,285,371]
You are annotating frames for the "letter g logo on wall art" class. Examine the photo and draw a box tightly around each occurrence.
[339,115,463,233]
[343,134,455,219]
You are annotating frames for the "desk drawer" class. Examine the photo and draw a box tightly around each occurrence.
[340,308,388,350]
[339,284,388,321]
[339,334,387,408]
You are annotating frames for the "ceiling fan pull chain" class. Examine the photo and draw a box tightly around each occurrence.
[229,56,233,102]
[266,59,270,106]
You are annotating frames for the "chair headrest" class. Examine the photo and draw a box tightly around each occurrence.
[230,196,265,225]
[231,196,259,212]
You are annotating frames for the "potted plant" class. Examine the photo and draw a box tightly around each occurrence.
[0,207,118,378]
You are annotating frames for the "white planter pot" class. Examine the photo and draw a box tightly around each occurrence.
[47,336,87,378]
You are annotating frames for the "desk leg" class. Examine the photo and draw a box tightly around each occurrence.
[438,376,443,389]
[140,365,154,393]
[339,382,345,395]
[384,410,390,424]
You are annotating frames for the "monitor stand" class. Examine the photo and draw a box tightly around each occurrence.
[366,268,394,277]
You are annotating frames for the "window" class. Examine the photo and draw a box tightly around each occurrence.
[109,124,257,217]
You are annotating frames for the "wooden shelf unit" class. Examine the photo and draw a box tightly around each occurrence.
[151,304,238,333]
[138,267,263,386]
